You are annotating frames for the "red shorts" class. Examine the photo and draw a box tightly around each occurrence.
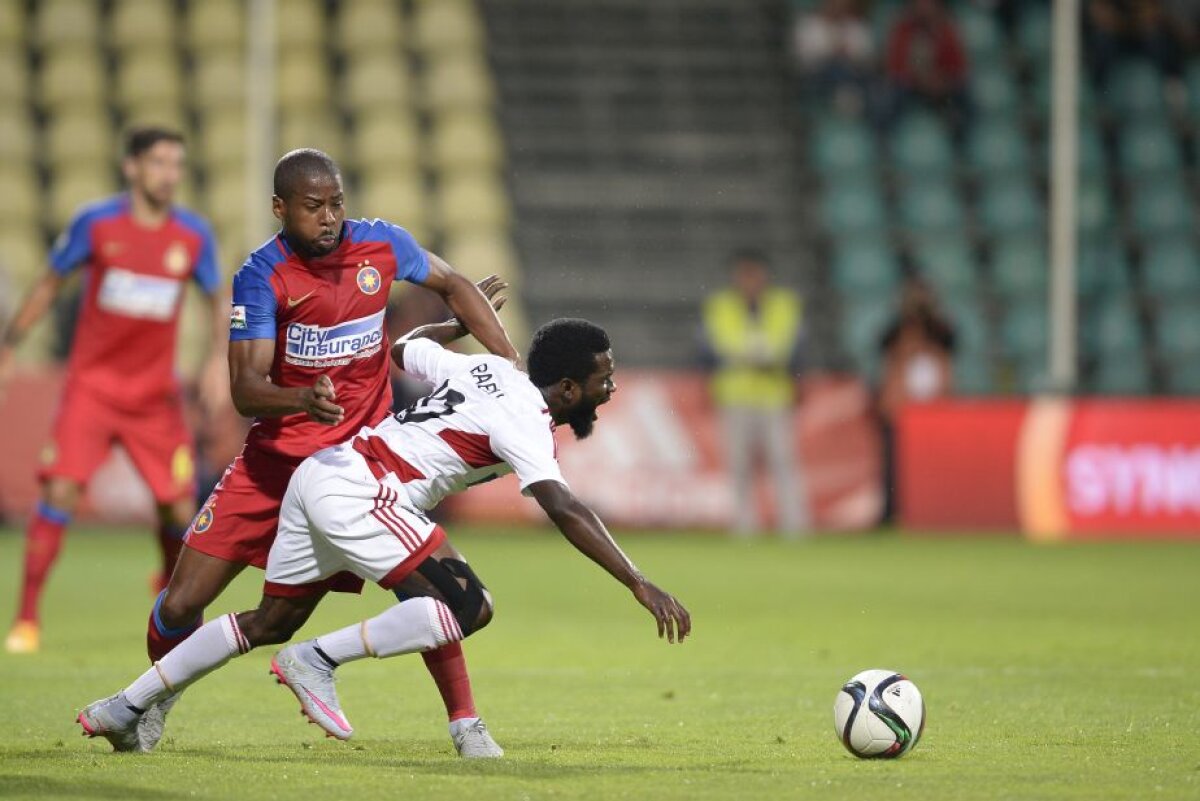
[184,446,304,569]
[40,387,196,504]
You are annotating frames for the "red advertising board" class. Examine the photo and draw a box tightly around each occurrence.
[899,398,1200,538]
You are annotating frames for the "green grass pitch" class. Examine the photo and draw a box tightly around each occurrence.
[0,526,1197,800]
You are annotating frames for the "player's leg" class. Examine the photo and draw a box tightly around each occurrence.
[117,399,198,592]
[148,546,247,661]
[721,405,760,535]
[7,391,113,653]
[79,592,323,752]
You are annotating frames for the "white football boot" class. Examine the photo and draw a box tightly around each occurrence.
[270,643,354,740]
[78,694,142,752]
[452,718,504,758]
[136,690,182,752]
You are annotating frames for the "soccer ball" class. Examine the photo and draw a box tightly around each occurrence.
[832,669,925,759]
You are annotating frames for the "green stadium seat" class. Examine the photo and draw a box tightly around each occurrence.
[911,234,978,296]
[810,117,876,175]
[358,170,429,243]
[991,236,1046,298]
[437,172,512,236]
[1077,176,1113,235]
[1089,357,1151,395]
[192,50,246,111]
[898,180,964,233]
[0,165,40,227]
[35,0,100,49]
[0,232,47,284]
[45,107,115,169]
[1017,6,1050,63]
[1129,178,1194,238]
[1106,60,1166,116]
[277,0,325,49]
[943,295,988,354]
[49,166,118,230]
[953,352,994,395]
[423,52,496,112]
[277,50,334,112]
[115,49,183,112]
[110,0,176,52]
[0,111,35,165]
[839,298,893,374]
[830,237,900,296]
[999,303,1048,357]
[890,112,954,175]
[279,112,346,159]
[821,177,886,235]
[37,49,107,111]
[198,109,248,172]
[1077,124,1106,177]
[967,118,1031,175]
[0,48,29,106]
[413,0,485,53]
[343,53,414,112]
[1142,238,1200,297]
[1082,298,1142,356]
[351,110,422,173]
[1155,300,1200,357]
[122,103,189,135]
[335,0,406,53]
[1187,60,1200,120]
[970,65,1019,115]
[0,2,24,46]
[442,231,521,284]
[1118,122,1182,175]
[431,110,505,175]
[978,178,1042,235]
[185,0,243,52]
[1165,361,1200,394]
[1077,239,1131,299]
[959,5,1004,63]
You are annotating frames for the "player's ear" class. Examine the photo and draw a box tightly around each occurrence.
[271,195,285,221]
[121,156,137,185]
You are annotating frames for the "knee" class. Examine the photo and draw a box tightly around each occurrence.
[464,591,494,636]
[157,591,204,630]
[42,480,80,515]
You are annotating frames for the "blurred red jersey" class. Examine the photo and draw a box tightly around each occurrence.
[228,218,430,458]
[49,195,221,408]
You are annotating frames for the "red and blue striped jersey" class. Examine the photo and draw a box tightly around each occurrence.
[49,194,220,407]
[229,218,429,458]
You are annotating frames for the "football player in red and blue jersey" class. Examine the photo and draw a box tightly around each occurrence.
[139,149,518,757]
[0,127,227,655]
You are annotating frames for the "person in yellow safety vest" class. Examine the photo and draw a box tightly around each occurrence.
[700,251,808,537]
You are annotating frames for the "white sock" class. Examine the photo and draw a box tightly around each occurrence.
[315,597,461,663]
[126,614,250,708]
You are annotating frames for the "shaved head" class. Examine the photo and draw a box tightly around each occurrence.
[273,148,340,200]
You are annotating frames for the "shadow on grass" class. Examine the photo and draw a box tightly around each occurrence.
[0,775,192,800]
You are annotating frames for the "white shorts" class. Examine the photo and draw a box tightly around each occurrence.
[264,443,445,597]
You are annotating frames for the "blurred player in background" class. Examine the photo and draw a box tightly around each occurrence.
[0,127,226,655]
[137,149,519,758]
[78,318,691,753]
[701,250,808,537]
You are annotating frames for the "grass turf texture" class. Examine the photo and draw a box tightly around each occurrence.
[0,527,1197,801]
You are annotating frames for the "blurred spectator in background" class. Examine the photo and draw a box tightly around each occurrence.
[701,251,808,537]
[875,275,956,525]
[793,0,876,116]
[1084,0,1185,85]
[882,0,971,137]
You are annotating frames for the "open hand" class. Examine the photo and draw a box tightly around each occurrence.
[632,581,691,644]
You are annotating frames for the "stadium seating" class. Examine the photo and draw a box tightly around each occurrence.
[335,0,406,52]
[110,0,176,53]
[34,0,101,50]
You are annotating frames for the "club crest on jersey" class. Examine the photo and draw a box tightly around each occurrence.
[192,505,215,534]
[164,242,190,275]
[357,263,382,295]
[285,308,386,368]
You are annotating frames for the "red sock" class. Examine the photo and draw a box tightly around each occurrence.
[146,590,201,662]
[15,503,71,624]
[154,522,188,592]
[423,642,478,721]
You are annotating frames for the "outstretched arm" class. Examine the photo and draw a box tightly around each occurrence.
[0,271,67,401]
[418,253,519,362]
[391,275,508,369]
[529,479,691,643]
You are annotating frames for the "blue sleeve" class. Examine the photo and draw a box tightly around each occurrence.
[191,225,221,295]
[229,263,278,341]
[383,222,430,284]
[47,210,96,275]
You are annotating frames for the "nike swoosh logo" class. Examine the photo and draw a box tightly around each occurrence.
[287,290,316,308]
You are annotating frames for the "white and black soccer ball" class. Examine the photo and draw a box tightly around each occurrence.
[833,669,925,759]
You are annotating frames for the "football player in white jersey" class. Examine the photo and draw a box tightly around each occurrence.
[80,317,691,751]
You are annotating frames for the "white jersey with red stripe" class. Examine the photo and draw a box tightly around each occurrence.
[350,338,566,510]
